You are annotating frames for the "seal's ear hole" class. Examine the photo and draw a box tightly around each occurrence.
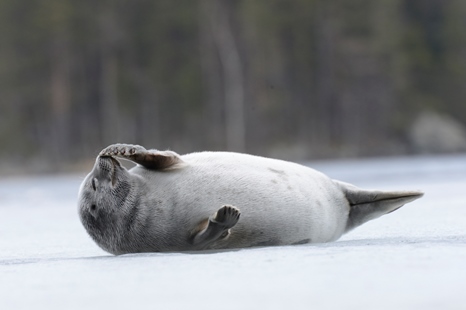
[90,204,97,211]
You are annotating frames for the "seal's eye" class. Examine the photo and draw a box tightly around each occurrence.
[91,178,96,191]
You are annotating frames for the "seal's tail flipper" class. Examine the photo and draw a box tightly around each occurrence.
[334,181,424,233]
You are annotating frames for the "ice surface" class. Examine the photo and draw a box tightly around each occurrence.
[0,155,465,310]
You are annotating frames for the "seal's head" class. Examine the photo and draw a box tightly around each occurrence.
[78,156,136,254]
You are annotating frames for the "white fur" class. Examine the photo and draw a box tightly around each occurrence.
[132,151,349,249]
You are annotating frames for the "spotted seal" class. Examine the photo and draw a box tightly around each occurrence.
[78,143,423,255]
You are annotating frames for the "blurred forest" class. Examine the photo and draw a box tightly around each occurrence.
[1,0,466,173]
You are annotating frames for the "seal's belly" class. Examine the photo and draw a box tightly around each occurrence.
[138,156,350,249]
[201,184,348,249]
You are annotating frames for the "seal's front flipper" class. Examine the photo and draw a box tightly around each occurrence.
[99,143,184,170]
[335,181,424,233]
[191,205,241,249]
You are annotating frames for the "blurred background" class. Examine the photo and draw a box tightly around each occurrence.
[1,0,466,174]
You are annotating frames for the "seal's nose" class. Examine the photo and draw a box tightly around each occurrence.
[97,156,113,173]
[93,156,120,181]
[97,155,121,168]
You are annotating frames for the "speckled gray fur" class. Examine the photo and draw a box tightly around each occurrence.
[78,143,423,255]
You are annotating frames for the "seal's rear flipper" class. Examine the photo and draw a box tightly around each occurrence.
[191,205,241,250]
[99,143,184,170]
[334,181,424,233]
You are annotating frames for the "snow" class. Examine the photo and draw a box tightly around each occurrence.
[0,155,465,310]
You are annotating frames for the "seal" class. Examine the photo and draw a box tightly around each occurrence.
[78,143,423,255]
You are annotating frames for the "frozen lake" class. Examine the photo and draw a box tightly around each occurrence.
[0,155,465,310]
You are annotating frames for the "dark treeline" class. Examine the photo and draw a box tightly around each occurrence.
[1,0,466,172]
